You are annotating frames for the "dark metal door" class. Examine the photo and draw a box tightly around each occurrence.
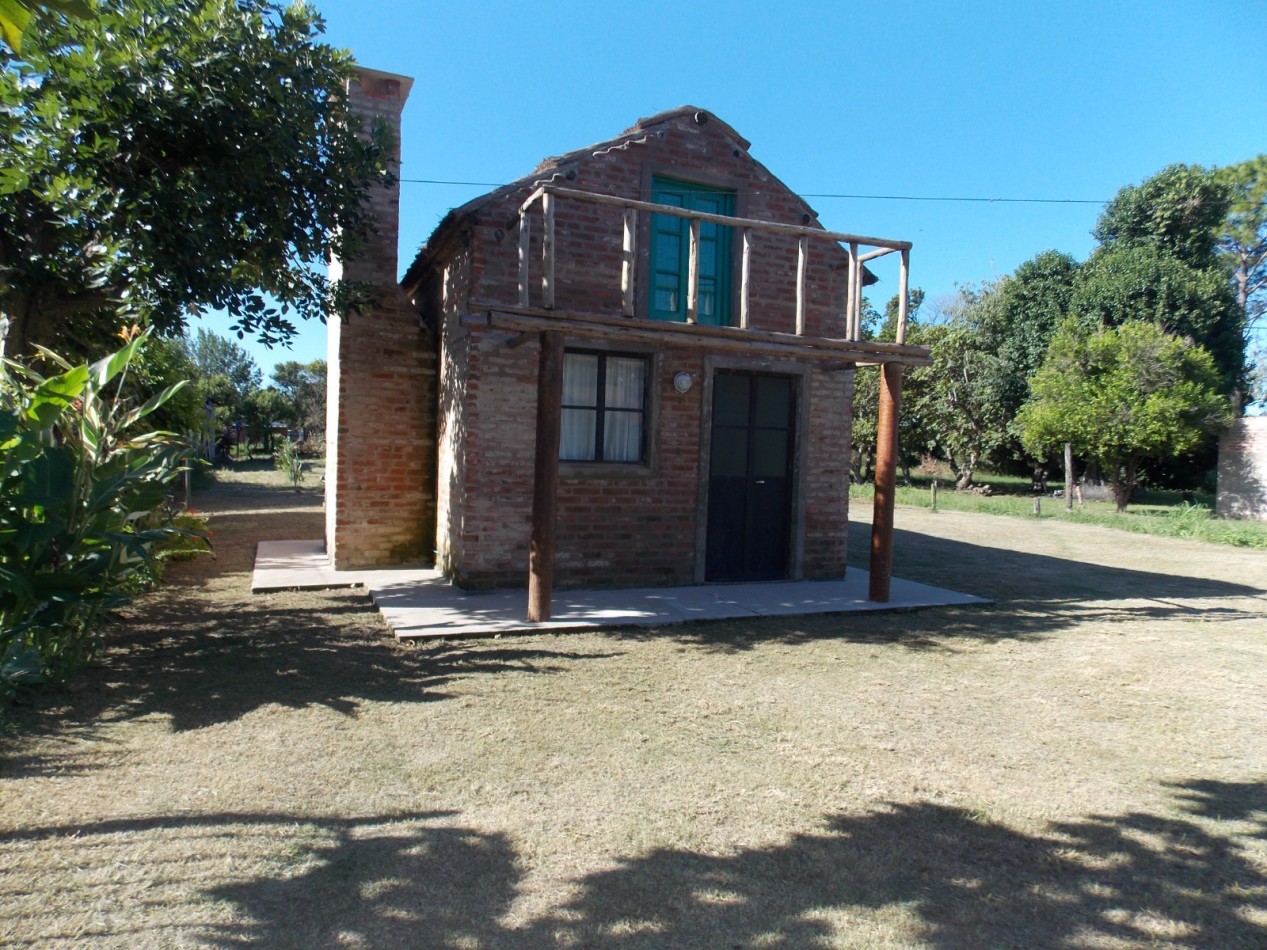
[705,372,794,581]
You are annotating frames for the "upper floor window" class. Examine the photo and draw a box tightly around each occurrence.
[560,350,647,463]
[649,177,734,326]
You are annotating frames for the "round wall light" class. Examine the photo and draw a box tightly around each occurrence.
[672,371,693,394]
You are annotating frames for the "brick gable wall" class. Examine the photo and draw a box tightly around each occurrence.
[424,110,857,588]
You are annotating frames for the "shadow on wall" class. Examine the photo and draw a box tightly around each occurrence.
[4,781,1264,947]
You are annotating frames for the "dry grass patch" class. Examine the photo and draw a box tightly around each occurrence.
[2,471,1266,948]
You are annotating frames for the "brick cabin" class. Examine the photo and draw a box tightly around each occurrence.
[327,69,928,611]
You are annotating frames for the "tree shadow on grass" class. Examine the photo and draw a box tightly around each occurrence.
[11,782,1257,947]
[1,585,619,773]
[645,521,1266,655]
[519,780,1267,949]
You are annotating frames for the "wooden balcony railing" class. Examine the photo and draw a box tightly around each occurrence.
[516,184,915,345]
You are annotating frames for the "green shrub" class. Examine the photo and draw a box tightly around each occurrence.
[274,437,305,490]
[0,333,205,699]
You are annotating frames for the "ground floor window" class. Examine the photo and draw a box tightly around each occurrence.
[561,350,647,462]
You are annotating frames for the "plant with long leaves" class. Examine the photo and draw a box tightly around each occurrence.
[0,330,203,692]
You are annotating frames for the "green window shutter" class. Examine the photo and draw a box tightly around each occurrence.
[649,178,734,326]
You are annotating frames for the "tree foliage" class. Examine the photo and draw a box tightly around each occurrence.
[1017,320,1230,511]
[1081,164,1244,394]
[1213,155,1267,338]
[1092,163,1230,268]
[271,358,326,438]
[185,328,260,426]
[0,0,391,357]
[913,286,1013,489]
[0,0,90,53]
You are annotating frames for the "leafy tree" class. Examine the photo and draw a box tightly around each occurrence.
[915,287,1012,490]
[0,0,90,53]
[1213,155,1267,339]
[242,386,291,453]
[1092,163,1230,268]
[272,358,326,439]
[851,290,924,482]
[991,250,1081,415]
[185,328,260,426]
[0,0,391,358]
[1070,244,1243,394]
[1017,320,1230,512]
[126,334,206,436]
[1080,165,1244,393]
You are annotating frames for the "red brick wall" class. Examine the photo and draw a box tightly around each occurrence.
[1217,418,1267,521]
[326,69,437,569]
[422,109,861,587]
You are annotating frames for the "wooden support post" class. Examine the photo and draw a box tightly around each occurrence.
[621,208,636,317]
[931,479,938,512]
[896,248,910,345]
[740,228,752,329]
[686,217,700,324]
[542,192,556,309]
[528,331,564,622]
[869,363,903,602]
[518,211,530,308]
[1033,496,1041,517]
[796,234,809,335]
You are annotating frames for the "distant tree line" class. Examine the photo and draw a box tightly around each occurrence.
[853,158,1266,511]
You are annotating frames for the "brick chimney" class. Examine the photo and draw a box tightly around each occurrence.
[326,67,436,568]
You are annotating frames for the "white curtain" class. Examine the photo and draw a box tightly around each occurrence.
[561,354,598,460]
[603,357,644,461]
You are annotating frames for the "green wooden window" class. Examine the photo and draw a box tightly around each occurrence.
[649,177,735,326]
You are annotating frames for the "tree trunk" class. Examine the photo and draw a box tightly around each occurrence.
[1064,442,1074,513]
[954,450,980,491]
[1110,459,1138,513]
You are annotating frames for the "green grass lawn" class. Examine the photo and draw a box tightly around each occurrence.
[850,473,1267,549]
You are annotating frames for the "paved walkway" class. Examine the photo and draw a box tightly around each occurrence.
[253,540,988,639]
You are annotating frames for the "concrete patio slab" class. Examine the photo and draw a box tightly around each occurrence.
[253,539,988,638]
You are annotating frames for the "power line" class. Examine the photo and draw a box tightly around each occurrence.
[397,177,1107,205]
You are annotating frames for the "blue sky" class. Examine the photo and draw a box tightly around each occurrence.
[207,0,1265,378]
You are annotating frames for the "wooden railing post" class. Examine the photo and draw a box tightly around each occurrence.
[740,227,752,330]
[621,208,636,317]
[542,191,556,309]
[796,234,809,335]
[896,248,910,345]
[518,210,530,308]
[847,242,860,340]
[686,217,700,324]
[869,363,903,602]
[528,331,564,622]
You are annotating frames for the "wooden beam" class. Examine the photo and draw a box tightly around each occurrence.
[518,211,530,308]
[686,217,700,324]
[528,331,564,622]
[542,191,555,310]
[621,208,636,317]
[477,306,934,365]
[531,184,913,251]
[869,363,904,602]
[858,246,898,264]
[796,234,809,335]
[740,228,752,330]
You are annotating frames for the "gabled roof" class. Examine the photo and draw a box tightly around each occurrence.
[401,107,870,291]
